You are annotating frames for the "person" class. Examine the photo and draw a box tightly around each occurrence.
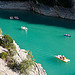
[62,55,66,60]
[63,55,64,57]
[60,56,62,59]
[63,57,66,60]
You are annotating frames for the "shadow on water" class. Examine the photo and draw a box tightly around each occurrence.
[17,28,22,30]
[0,9,75,29]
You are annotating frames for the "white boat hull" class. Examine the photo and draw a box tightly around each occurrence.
[21,26,28,30]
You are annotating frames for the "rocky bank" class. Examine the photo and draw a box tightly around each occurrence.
[0,1,75,20]
[0,37,47,75]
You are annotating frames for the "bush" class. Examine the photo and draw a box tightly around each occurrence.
[19,59,35,74]
[8,61,17,69]
[0,52,8,59]
[0,41,7,48]
[8,49,17,56]
[3,34,13,44]
[0,34,13,48]
[7,57,17,69]
[8,44,17,56]
[28,52,32,56]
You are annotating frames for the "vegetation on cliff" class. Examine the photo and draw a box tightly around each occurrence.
[0,28,35,75]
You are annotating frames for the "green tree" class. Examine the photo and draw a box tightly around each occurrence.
[0,52,8,59]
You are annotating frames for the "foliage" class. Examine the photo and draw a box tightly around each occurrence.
[28,52,32,56]
[0,41,7,48]
[0,52,8,59]
[27,50,29,52]
[8,44,17,56]
[19,51,35,74]
[19,59,35,74]
[3,34,13,44]
[27,51,33,60]
[0,28,2,35]
[0,34,17,55]
[32,59,35,61]
[7,57,17,69]
[0,34,36,74]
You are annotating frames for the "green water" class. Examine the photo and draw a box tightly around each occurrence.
[0,9,75,75]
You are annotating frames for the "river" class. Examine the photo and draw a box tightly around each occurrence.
[0,9,75,75]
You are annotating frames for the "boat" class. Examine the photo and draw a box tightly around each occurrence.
[14,16,19,19]
[55,55,70,62]
[21,26,28,30]
[64,34,71,37]
[9,16,14,19]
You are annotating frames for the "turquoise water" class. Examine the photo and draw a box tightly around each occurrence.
[0,9,75,75]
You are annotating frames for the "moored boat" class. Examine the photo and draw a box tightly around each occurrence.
[14,16,19,19]
[9,16,13,19]
[55,55,70,62]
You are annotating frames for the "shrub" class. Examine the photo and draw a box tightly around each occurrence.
[27,50,29,52]
[0,52,8,59]
[7,57,17,69]
[19,59,35,74]
[8,49,17,56]
[8,61,17,69]
[28,52,32,56]
[32,59,35,61]
[3,34,13,44]
[8,44,17,56]
[0,41,7,48]
[27,52,32,60]
[9,44,16,50]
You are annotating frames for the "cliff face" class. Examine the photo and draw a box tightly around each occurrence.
[72,0,75,9]
[0,39,47,75]
[0,1,74,20]
[31,2,75,20]
[32,0,74,8]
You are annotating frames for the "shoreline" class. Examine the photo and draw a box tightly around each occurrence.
[0,1,74,21]
[0,35,47,75]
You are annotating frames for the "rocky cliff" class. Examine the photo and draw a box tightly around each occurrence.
[0,36,47,75]
[0,1,74,20]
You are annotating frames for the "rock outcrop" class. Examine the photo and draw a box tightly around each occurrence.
[0,59,19,75]
[0,1,31,10]
[0,1,74,20]
[31,3,75,20]
[0,40,47,75]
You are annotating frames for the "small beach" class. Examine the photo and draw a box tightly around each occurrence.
[0,9,75,75]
